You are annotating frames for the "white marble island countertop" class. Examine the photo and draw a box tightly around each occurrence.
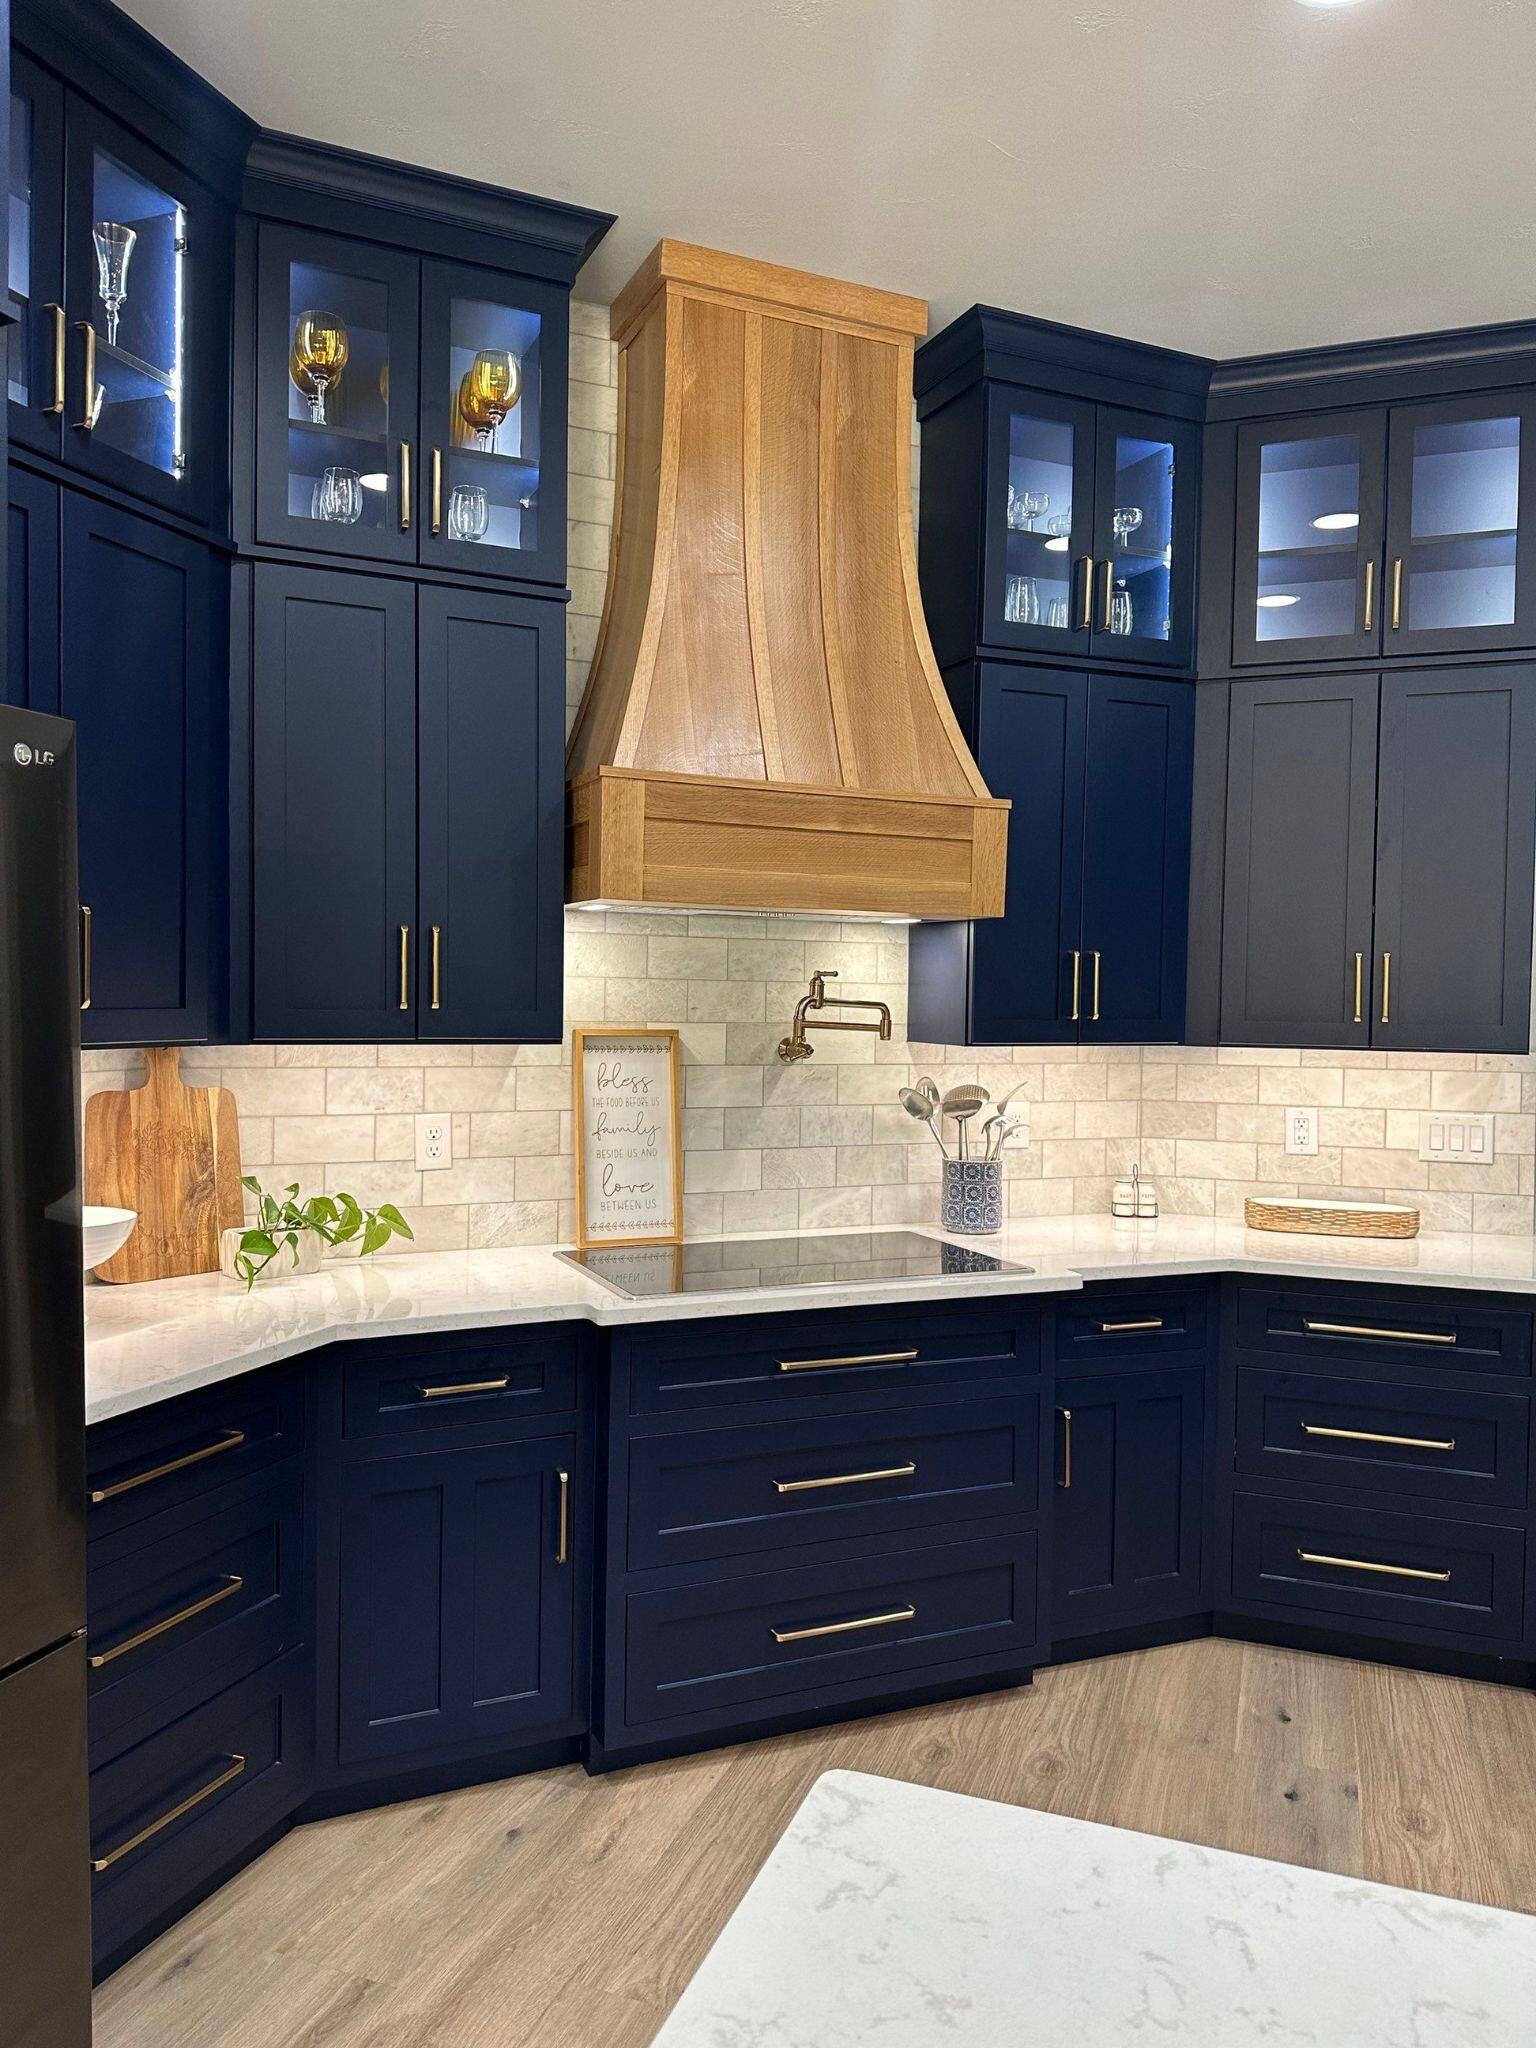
[85,1214,1536,1425]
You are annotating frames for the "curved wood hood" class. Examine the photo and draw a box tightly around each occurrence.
[566,241,1008,920]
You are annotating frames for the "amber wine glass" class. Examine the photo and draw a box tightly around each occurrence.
[458,348,521,452]
[291,310,350,426]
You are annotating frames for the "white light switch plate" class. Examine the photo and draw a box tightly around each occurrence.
[415,1114,452,1171]
[1284,1107,1318,1157]
[1418,1111,1495,1165]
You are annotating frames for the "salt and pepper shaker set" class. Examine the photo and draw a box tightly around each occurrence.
[1111,1163,1159,1221]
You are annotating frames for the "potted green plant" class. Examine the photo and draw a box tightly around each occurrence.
[220,1178,414,1288]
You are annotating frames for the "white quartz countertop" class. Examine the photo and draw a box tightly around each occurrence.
[85,1214,1536,1425]
[651,1769,1535,2045]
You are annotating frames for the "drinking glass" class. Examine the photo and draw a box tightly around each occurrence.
[1045,511,1072,540]
[1018,490,1049,531]
[1113,505,1144,553]
[1045,597,1069,629]
[1110,587,1134,635]
[312,465,363,524]
[292,310,350,426]
[1005,575,1040,625]
[458,348,521,452]
[447,483,491,542]
[92,222,136,347]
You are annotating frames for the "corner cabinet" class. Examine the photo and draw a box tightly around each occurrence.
[909,666,1192,1046]
[1218,666,1536,1053]
[250,565,564,1043]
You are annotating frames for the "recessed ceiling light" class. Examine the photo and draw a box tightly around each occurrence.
[1043,536,1069,553]
[1257,594,1302,608]
[1312,511,1360,530]
[359,472,389,492]
[1297,0,1368,9]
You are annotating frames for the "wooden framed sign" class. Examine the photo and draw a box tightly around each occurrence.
[572,1028,684,1246]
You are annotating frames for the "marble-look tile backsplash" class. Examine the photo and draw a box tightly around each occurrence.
[78,299,1536,1247]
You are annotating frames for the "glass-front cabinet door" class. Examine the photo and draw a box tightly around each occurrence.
[1232,412,1386,666]
[983,389,1096,654]
[254,225,419,563]
[418,261,566,584]
[1382,395,1536,655]
[8,56,65,458]
[1090,408,1197,669]
[62,100,228,528]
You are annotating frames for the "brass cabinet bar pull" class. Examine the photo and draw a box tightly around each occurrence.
[90,1756,247,1874]
[80,904,92,1013]
[399,441,411,530]
[1077,556,1094,630]
[44,302,65,414]
[772,1605,915,1645]
[555,1469,570,1565]
[1362,557,1375,632]
[1380,950,1391,1025]
[90,1430,245,1505]
[398,924,410,1011]
[1069,949,1082,1023]
[1058,1407,1072,1488]
[1100,1318,1163,1333]
[73,321,99,430]
[417,1376,510,1399]
[430,925,442,1011]
[1099,556,1114,632]
[1303,1424,1456,1453]
[1353,951,1364,1025]
[1298,1550,1450,1584]
[1390,557,1404,630]
[774,1462,916,1495]
[1303,1318,1454,1346]
[431,448,443,535]
[778,1348,918,1374]
[89,1576,244,1670]
[1090,949,1101,1023]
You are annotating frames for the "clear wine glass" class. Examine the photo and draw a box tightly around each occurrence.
[1113,505,1144,553]
[312,465,363,524]
[1019,490,1049,532]
[1046,512,1072,540]
[447,483,491,543]
[92,222,137,348]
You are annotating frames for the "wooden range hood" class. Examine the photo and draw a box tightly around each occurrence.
[565,242,1008,920]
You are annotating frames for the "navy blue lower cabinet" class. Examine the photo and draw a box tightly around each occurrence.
[334,1434,579,1767]
[620,1531,1039,1734]
[1051,1365,1207,1642]
[1233,1284,1533,1380]
[6,464,60,711]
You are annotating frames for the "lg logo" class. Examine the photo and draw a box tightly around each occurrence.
[12,743,55,767]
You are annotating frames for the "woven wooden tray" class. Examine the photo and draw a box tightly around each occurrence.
[1244,1197,1420,1240]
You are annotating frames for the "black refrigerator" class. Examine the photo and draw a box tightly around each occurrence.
[0,703,93,2043]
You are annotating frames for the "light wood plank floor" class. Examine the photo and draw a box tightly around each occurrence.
[93,1639,1536,2047]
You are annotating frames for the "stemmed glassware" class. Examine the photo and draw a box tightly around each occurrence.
[291,310,350,426]
[1007,487,1050,532]
[458,348,522,453]
[92,222,136,347]
[1113,504,1144,553]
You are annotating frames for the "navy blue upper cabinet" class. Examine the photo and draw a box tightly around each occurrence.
[915,307,1211,673]
[253,225,420,565]
[909,667,1191,1046]
[7,55,232,531]
[416,585,564,1041]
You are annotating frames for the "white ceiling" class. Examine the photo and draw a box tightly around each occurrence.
[122,0,1536,359]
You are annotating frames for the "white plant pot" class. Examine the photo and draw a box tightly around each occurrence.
[219,1226,326,1284]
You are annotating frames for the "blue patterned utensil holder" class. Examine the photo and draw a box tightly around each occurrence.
[941,1158,1002,1236]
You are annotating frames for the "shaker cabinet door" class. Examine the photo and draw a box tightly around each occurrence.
[6,52,66,463]
[1372,666,1536,1054]
[982,389,1098,656]
[1089,407,1199,671]
[1220,674,1378,1048]
[252,566,417,1040]
[6,465,59,712]
[1079,674,1192,1044]
[417,585,564,1042]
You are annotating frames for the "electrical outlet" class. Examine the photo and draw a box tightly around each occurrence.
[415,1114,452,1171]
[1418,1112,1495,1165]
[1284,1107,1318,1157]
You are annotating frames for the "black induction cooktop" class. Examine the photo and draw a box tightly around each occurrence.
[558,1229,1031,1300]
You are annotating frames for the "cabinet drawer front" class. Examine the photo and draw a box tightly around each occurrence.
[88,1470,304,1742]
[1235,1371,1528,1508]
[88,1651,312,1973]
[341,1330,579,1439]
[1229,1493,1525,1642]
[623,1532,1038,1729]
[87,1374,304,1541]
[1054,1288,1209,1367]
[1235,1287,1532,1378]
[628,1309,1040,1416]
[627,1395,1039,1572]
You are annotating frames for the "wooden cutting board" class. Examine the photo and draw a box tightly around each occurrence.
[85,1047,244,1284]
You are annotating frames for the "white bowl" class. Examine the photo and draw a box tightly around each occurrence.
[83,1205,138,1270]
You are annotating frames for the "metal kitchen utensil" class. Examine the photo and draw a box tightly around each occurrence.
[978,1112,1003,1160]
[898,1086,949,1155]
[915,1075,941,1109]
[939,1084,989,1160]
[989,1113,1028,1159]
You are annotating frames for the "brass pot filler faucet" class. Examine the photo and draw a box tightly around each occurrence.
[778,969,893,1063]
